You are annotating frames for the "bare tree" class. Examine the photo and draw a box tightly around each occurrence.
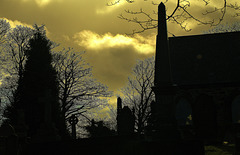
[203,21,240,33]
[0,19,10,84]
[0,23,112,130]
[0,19,11,108]
[120,57,155,134]
[0,23,112,133]
[3,25,50,79]
[108,0,240,34]
[0,25,33,108]
[106,104,118,131]
[0,19,10,44]
[85,119,116,138]
[5,25,33,79]
[0,25,58,107]
[53,48,112,124]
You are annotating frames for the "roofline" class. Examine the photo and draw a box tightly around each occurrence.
[169,31,240,39]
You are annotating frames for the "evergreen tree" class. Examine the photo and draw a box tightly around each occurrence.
[4,25,67,138]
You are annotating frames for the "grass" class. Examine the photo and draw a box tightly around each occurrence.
[205,144,235,155]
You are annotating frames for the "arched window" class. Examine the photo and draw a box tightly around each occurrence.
[176,98,192,126]
[232,95,240,124]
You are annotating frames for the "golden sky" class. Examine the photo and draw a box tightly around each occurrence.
[1,0,240,103]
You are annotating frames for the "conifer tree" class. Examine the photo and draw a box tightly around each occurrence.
[4,25,67,138]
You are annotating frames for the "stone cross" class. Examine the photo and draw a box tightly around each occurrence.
[69,114,78,139]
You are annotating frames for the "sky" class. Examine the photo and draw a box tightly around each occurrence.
[1,0,240,105]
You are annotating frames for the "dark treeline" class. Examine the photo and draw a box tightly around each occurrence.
[0,21,112,140]
[4,25,68,138]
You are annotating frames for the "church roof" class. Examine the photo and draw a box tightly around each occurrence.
[169,31,240,87]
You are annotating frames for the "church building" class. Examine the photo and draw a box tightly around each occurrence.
[151,2,240,143]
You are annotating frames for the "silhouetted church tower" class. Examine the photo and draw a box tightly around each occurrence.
[150,2,180,139]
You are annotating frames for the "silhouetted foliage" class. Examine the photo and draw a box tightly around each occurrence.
[0,20,12,114]
[85,119,116,138]
[204,22,240,34]
[0,21,112,135]
[7,25,33,79]
[105,104,117,131]
[52,48,112,131]
[0,19,10,44]
[120,57,155,134]
[108,0,240,34]
[0,25,33,110]
[4,25,68,138]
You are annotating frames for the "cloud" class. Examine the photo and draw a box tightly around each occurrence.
[22,0,62,8]
[1,18,55,38]
[73,30,155,91]
[73,30,155,54]
[35,0,51,7]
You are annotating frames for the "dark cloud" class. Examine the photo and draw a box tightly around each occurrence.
[85,45,152,91]
[73,30,154,91]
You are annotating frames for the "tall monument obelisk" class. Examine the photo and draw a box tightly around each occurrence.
[154,2,172,87]
[151,2,180,140]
